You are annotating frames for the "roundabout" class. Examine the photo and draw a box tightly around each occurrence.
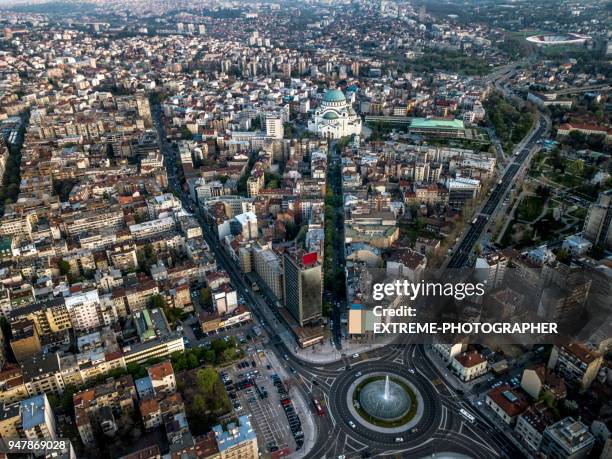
[328,360,442,448]
[349,373,422,432]
[357,375,412,422]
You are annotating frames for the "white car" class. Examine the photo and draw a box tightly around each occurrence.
[395,437,404,443]
[352,353,360,359]
[348,421,356,428]
[355,371,362,377]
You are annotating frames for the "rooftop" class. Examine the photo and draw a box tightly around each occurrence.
[213,415,257,452]
[454,351,486,368]
[487,384,529,418]
[410,117,465,130]
[20,394,47,430]
[545,417,595,453]
[323,89,346,103]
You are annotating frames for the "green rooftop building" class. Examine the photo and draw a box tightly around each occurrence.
[409,117,467,138]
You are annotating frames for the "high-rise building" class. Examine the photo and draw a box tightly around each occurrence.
[265,116,284,140]
[537,264,591,324]
[232,212,258,241]
[21,394,58,441]
[447,176,481,206]
[583,190,612,249]
[0,394,58,443]
[253,243,284,300]
[540,417,594,459]
[283,251,322,326]
[64,290,102,332]
[475,251,508,290]
[548,342,602,390]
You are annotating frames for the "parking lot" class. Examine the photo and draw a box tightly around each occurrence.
[222,351,299,456]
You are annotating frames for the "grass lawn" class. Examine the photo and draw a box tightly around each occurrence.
[352,376,418,428]
[517,196,545,222]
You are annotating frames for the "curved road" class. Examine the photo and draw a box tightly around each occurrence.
[151,76,537,456]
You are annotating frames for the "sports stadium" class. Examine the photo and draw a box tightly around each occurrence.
[526,33,590,45]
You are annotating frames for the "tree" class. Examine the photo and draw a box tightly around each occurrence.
[192,393,207,416]
[186,352,199,369]
[554,248,572,265]
[535,185,551,199]
[149,294,166,310]
[196,367,218,394]
[59,259,71,276]
[203,349,216,364]
[199,287,212,308]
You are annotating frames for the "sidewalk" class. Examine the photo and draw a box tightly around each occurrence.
[278,328,395,364]
[423,345,491,393]
[424,346,534,458]
[252,280,393,364]
[471,393,535,458]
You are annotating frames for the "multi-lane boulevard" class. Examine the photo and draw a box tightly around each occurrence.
[285,344,521,459]
[151,71,539,456]
[446,107,551,269]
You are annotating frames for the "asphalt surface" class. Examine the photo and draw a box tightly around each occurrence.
[151,94,531,458]
[446,113,550,269]
[329,143,345,348]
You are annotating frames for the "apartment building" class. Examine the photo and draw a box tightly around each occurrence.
[74,375,137,447]
[548,342,602,390]
[213,415,258,459]
[540,417,595,459]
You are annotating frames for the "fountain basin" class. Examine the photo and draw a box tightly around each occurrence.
[358,375,410,421]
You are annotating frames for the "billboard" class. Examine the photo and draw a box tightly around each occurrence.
[302,251,318,266]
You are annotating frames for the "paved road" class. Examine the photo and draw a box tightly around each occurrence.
[328,142,345,349]
[446,112,551,269]
[151,98,526,458]
[284,343,519,458]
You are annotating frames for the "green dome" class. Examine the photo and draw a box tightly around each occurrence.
[323,89,346,103]
[323,111,339,120]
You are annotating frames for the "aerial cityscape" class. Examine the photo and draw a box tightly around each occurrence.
[0,0,610,458]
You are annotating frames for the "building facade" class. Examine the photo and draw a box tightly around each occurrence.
[283,251,322,326]
[308,89,362,139]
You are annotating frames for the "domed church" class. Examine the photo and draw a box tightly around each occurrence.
[308,88,362,139]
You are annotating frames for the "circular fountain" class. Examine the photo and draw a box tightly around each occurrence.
[358,375,411,421]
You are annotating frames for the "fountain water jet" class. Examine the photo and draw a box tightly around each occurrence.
[358,375,410,421]
[384,375,390,400]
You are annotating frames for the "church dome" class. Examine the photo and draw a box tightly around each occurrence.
[323,111,339,120]
[323,89,346,103]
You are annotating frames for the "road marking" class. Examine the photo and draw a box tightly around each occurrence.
[345,436,367,450]
[379,437,434,455]
[461,425,499,456]
[439,405,447,430]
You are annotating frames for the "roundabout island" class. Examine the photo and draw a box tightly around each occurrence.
[350,374,421,431]
[328,361,441,448]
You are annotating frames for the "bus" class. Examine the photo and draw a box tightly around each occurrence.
[313,398,325,416]
[459,408,476,424]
